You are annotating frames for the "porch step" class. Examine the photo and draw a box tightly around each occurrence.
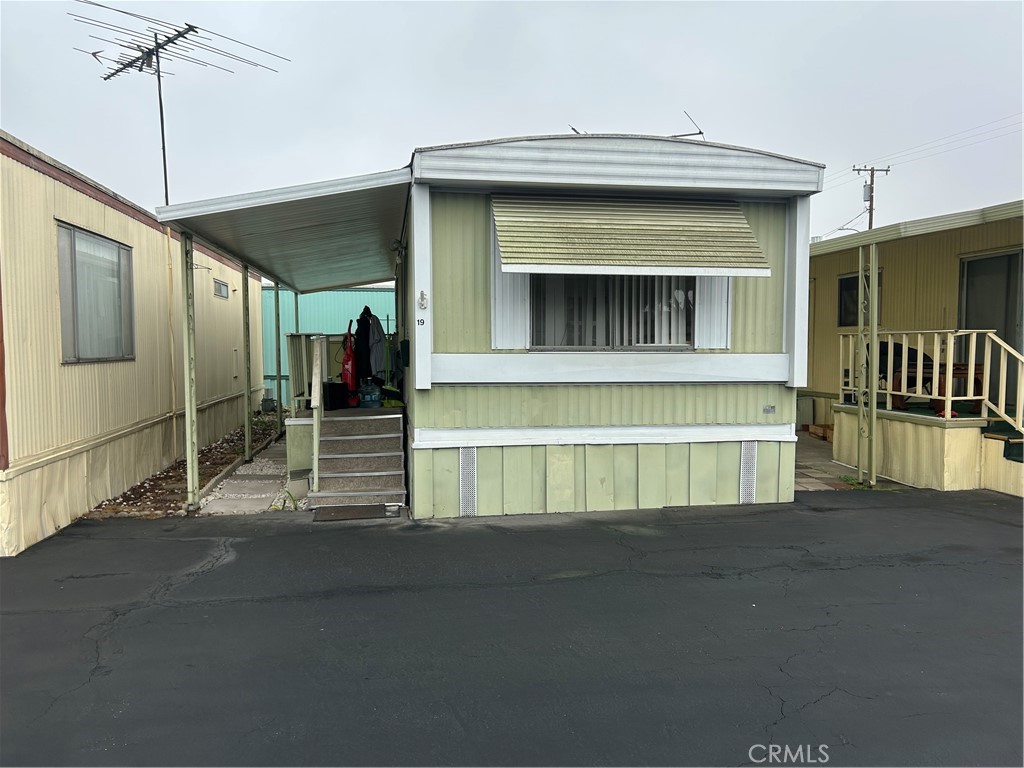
[319,415,403,437]
[318,452,403,473]
[319,435,402,454]
[316,471,405,493]
[308,490,407,506]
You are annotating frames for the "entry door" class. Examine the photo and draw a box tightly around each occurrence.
[960,251,1022,405]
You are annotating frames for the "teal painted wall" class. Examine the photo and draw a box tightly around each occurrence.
[262,287,395,402]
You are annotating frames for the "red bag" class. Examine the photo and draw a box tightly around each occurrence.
[342,320,359,406]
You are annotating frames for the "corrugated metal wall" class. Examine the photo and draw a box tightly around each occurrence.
[806,217,1023,413]
[412,439,795,518]
[1,153,264,554]
[413,383,794,428]
[260,287,395,401]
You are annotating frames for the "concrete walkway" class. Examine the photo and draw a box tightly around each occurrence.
[2,489,1020,766]
[199,437,296,516]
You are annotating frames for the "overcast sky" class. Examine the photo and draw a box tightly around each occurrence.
[1,0,1021,238]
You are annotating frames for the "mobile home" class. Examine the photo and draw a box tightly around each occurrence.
[157,134,822,517]
[0,131,265,555]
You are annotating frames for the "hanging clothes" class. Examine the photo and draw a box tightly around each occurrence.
[368,312,387,383]
[355,306,372,383]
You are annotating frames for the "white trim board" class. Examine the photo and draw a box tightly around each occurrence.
[411,183,432,389]
[412,424,797,449]
[501,264,771,277]
[431,352,789,384]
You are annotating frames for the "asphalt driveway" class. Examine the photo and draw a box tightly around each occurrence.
[1,489,1021,766]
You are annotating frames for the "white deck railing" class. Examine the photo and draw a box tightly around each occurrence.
[839,329,1023,431]
[310,336,323,493]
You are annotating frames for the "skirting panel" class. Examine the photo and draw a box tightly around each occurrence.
[409,440,795,519]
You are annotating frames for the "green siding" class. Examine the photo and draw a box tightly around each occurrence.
[431,192,491,353]
[414,384,794,429]
[732,203,788,353]
[411,440,794,518]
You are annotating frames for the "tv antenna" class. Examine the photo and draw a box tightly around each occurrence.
[669,111,705,140]
[69,0,289,206]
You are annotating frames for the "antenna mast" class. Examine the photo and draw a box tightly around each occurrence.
[70,0,289,206]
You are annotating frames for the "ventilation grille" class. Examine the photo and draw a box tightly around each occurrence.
[739,441,757,504]
[459,447,478,517]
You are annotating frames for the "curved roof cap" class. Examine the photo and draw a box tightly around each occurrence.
[414,133,824,168]
[410,133,824,195]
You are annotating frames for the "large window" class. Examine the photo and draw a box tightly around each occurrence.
[57,222,135,362]
[530,274,695,348]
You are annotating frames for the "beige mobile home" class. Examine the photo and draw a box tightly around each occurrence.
[157,135,822,518]
[804,201,1023,495]
[0,132,265,555]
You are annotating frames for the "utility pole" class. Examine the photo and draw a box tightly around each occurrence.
[852,166,891,229]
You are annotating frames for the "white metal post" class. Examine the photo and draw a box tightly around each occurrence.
[242,265,253,461]
[274,283,282,436]
[180,232,199,511]
[868,243,878,486]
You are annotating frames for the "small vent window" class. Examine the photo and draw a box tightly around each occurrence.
[213,279,230,299]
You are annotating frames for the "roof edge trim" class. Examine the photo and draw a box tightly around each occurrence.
[156,167,412,223]
[810,199,1024,256]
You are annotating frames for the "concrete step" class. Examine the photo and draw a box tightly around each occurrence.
[318,452,404,473]
[308,490,406,506]
[320,414,403,437]
[316,471,405,493]
[319,435,402,454]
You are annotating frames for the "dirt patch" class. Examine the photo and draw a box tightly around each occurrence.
[88,414,279,518]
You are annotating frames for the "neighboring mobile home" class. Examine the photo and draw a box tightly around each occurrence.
[804,200,1023,495]
[158,135,822,517]
[0,131,265,555]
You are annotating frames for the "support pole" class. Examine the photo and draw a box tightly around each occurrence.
[293,290,300,412]
[274,283,282,436]
[242,265,253,461]
[180,232,199,511]
[868,243,879,486]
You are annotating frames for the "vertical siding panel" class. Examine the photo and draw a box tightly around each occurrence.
[612,444,639,510]
[530,445,547,513]
[431,448,460,518]
[545,445,575,513]
[411,449,434,519]
[755,441,782,503]
[637,444,667,508]
[585,445,615,511]
[715,443,742,505]
[476,447,504,516]
[502,446,533,515]
[665,443,690,506]
[778,442,796,502]
[689,443,718,504]
[573,445,587,510]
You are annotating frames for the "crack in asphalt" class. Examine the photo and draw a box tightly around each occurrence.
[27,537,244,725]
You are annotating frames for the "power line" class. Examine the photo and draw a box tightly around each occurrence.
[818,209,868,240]
[817,125,1021,196]
[824,112,1023,182]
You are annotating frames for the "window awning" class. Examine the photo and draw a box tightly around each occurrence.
[492,196,771,277]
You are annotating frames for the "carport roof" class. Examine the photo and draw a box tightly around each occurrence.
[156,168,411,293]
